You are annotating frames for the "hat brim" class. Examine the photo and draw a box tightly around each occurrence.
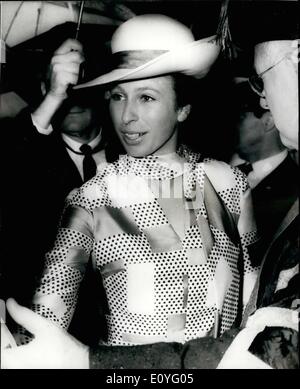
[74,35,220,89]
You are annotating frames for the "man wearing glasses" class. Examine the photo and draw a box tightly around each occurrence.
[250,43,298,151]
[217,1,299,368]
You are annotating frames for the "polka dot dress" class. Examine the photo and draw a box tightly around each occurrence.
[23,145,259,346]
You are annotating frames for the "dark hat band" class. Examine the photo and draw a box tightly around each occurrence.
[112,50,168,70]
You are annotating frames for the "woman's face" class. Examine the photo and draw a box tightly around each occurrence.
[108,75,189,157]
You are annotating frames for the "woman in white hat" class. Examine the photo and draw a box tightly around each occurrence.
[17,14,259,347]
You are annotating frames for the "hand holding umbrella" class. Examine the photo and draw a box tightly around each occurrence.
[47,38,84,99]
[32,38,84,129]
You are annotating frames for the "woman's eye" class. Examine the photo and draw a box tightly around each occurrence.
[140,95,155,102]
[110,93,124,101]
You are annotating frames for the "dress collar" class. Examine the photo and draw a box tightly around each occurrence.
[117,145,201,180]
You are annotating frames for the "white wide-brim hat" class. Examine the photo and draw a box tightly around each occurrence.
[75,14,221,89]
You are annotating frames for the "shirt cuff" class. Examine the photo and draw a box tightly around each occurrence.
[31,114,53,135]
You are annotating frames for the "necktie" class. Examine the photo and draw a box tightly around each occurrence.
[237,162,253,175]
[80,144,97,182]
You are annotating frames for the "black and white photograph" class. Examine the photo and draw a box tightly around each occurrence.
[0,0,298,372]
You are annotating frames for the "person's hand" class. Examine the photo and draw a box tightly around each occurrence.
[217,307,298,369]
[216,326,273,369]
[47,38,84,100]
[1,298,89,369]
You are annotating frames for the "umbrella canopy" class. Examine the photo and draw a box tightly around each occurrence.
[1,1,135,47]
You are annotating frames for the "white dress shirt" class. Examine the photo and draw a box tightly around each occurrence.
[32,116,54,135]
[230,150,288,189]
[248,150,288,189]
[61,131,106,181]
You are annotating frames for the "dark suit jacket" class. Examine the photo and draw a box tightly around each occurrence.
[0,108,84,301]
[250,155,299,266]
[244,199,299,315]
[0,108,108,344]
[239,198,299,368]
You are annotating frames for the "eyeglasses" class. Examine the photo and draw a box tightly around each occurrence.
[248,52,292,96]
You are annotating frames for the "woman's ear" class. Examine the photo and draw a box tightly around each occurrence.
[104,91,112,101]
[177,104,191,122]
[259,94,269,110]
[261,110,275,132]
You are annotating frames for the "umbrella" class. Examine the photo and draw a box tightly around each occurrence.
[1,1,135,47]
[0,21,117,109]
[0,1,135,117]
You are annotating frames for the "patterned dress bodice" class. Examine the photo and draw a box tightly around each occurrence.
[25,146,259,346]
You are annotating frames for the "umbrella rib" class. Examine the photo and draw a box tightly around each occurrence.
[4,1,24,42]
[35,5,41,37]
[75,1,85,40]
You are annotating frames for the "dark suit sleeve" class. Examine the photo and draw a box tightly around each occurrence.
[2,107,49,147]
[0,108,51,303]
[88,328,240,369]
[89,342,183,369]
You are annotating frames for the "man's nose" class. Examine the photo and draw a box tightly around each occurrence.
[122,100,138,124]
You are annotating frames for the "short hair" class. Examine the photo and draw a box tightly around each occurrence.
[254,40,298,73]
[170,73,196,109]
